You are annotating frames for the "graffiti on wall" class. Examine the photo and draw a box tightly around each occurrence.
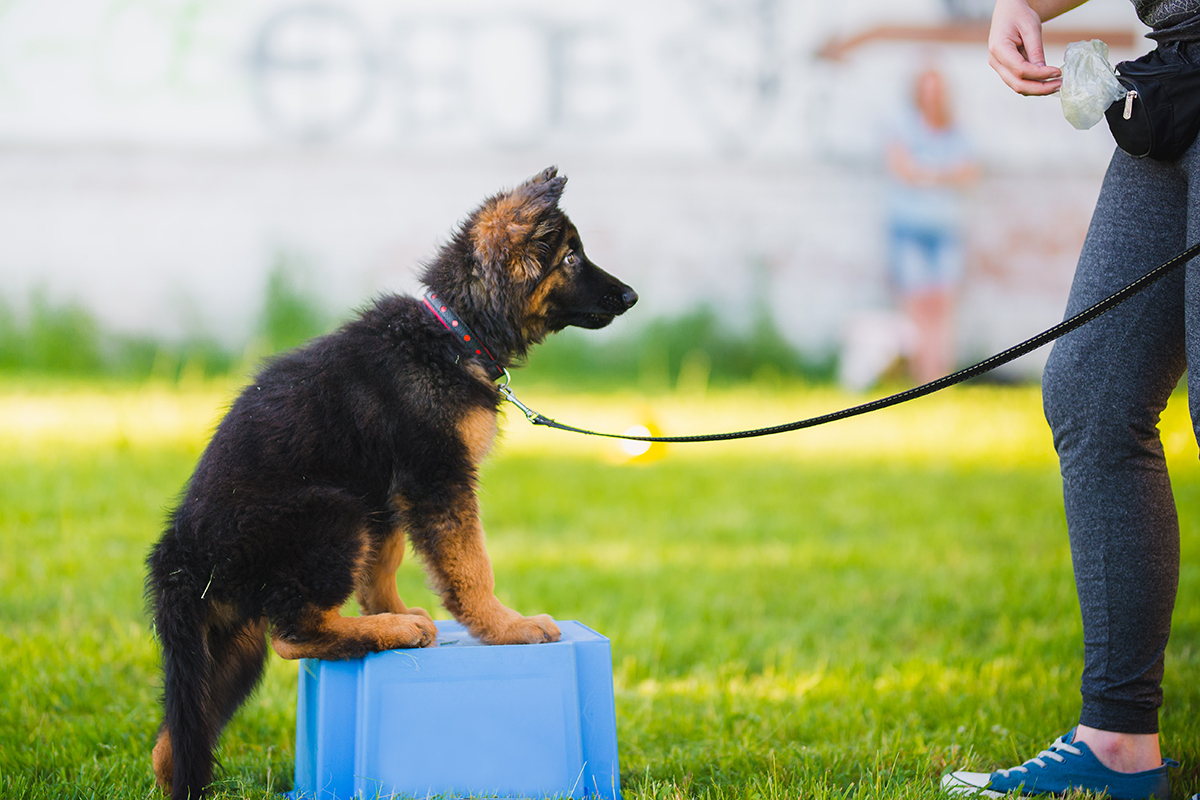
[662,0,784,153]
[0,0,796,152]
[248,4,634,145]
[248,0,787,149]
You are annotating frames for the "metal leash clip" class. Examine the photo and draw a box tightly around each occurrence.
[498,369,544,424]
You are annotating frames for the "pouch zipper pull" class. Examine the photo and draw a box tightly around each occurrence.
[1124,89,1138,120]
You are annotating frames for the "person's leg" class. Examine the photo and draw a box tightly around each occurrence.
[1041,143,1191,767]
[945,146,1188,799]
[901,287,953,383]
[892,225,959,384]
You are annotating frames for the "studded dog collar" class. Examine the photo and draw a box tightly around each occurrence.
[422,291,506,381]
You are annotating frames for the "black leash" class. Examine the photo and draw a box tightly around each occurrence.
[496,241,1200,444]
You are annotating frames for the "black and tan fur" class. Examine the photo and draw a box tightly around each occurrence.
[146,167,637,800]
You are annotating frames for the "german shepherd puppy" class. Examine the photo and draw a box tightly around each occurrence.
[146,167,637,800]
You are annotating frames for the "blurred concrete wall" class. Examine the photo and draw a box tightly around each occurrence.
[0,0,1153,375]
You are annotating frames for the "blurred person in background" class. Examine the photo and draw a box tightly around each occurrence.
[884,66,980,385]
[943,1,1199,798]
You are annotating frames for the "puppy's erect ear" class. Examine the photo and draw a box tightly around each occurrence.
[527,166,566,201]
[470,167,567,282]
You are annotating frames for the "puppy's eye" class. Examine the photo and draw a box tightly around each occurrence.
[564,251,580,267]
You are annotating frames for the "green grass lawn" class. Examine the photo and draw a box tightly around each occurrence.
[1,380,1197,799]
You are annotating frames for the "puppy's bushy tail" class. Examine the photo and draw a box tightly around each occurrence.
[148,529,266,800]
[148,534,217,800]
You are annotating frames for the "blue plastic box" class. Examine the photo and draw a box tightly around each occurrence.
[289,620,620,800]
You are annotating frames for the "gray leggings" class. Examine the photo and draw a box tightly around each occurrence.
[1042,57,1200,733]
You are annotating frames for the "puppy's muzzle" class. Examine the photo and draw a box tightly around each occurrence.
[603,286,638,315]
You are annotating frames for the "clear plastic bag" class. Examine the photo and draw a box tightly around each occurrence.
[1060,39,1126,130]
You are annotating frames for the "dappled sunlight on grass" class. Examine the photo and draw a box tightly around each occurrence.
[0,379,237,452]
[3,378,1195,472]
[613,654,1061,712]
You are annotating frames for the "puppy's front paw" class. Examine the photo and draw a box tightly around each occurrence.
[379,612,437,649]
[404,606,433,621]
[481,613,561,645]
[403,613,438,647]
[520,613,561,643]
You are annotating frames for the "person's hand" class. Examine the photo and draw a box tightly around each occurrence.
[989,0,1063,95]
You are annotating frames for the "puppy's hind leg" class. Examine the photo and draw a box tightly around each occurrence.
[208,616,270,726]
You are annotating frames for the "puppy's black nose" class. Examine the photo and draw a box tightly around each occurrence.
[621,288,638,309]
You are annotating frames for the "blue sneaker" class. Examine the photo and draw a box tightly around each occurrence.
[941,729,1175,799]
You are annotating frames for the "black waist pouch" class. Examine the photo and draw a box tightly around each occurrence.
[1105,47,1200,161]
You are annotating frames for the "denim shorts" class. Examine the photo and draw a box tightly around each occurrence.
[888,222,963,293]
